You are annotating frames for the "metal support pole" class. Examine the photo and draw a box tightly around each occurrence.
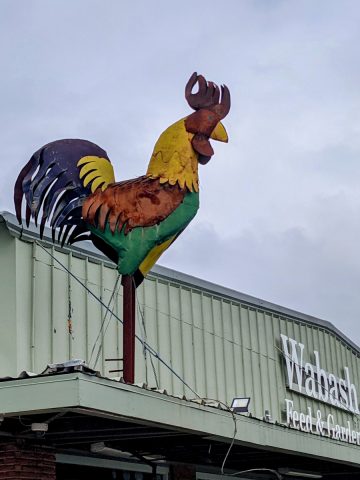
[122,275,136,383]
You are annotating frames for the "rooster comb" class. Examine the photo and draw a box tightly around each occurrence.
[185,72,231,119]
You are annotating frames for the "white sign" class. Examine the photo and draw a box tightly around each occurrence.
[280,333,359,414]
[285,398,360,446]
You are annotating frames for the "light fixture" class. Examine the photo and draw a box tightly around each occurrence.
[31,423,48,433]
[278,468,322,479]
[0,414,4,425]
[231,397,250,413]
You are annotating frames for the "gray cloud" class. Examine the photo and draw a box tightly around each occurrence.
[1,0,360,345]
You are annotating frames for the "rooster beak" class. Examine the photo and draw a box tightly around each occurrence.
[210,122,228,143]
[195,122,228,165]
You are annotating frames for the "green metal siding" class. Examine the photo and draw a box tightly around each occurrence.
[0,213,360,430]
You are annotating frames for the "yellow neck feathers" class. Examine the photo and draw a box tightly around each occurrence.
[146,118,199,192]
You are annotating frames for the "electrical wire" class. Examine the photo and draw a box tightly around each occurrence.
[136,300,149,384]
[92,275,122,370]
[186,397,237,475]
[35,241,201,399]
[34,241,248,473]
[135,289,160,388]
[35,241,270,473]
[228,468,282,479]
[35,240,358,477]
[89,274,121,368]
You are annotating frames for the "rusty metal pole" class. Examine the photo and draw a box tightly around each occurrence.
[122,275,136,383]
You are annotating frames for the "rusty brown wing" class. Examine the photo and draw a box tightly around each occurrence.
[82,176,186,234]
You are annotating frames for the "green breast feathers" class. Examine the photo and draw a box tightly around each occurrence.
[84,178,199,278]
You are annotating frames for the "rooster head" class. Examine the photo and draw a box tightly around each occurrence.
[184,72,230,165]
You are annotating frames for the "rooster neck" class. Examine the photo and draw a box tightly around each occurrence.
[146,118,199,192]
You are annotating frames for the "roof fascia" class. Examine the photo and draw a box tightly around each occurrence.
[0,373,359,467]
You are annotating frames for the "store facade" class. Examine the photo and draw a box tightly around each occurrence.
[0,211,360,479]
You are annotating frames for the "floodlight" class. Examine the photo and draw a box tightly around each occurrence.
[31,423,48,433]
[231,397,250,413]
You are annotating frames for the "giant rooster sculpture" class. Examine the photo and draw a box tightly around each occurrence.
[14,72,230,382]
[14,72,231,287]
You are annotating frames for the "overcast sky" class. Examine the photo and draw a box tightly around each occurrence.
[1,0,360,345]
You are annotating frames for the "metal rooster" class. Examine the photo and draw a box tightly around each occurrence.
[14,72,230,382]
[14,73,231,287]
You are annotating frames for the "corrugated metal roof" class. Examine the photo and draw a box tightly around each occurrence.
[1,210,359,353]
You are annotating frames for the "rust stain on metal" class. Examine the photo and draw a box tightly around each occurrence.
[67,318,73,335]
[82,176,186,234]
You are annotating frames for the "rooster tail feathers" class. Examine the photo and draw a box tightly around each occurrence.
[14,139,115,245]
[14,157,35,224]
